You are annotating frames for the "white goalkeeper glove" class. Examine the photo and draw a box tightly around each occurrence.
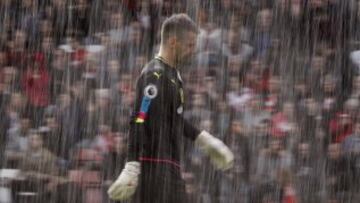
[195,130,234,171]
[107,161,140,201]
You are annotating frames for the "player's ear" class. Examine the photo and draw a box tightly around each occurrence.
[168,36,177,48]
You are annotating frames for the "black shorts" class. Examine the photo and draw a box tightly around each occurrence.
[132,161,187,203]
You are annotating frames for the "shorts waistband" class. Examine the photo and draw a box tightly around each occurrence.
[139,157,181,169]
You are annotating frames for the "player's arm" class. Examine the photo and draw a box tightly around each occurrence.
[182,118,200,140]
[127,71,165,160]
[108,71,162,201]
[180,98,234,171]
[127,76,148,163]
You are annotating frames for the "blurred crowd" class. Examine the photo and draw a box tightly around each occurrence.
[0,0,360,202]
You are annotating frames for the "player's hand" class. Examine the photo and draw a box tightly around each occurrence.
[107,161,140,201]
[195,131,234,171]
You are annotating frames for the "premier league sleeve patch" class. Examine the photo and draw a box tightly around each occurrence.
[144,84,158,99]
[135,84,158,123]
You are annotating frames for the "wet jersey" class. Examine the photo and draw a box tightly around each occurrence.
[128,56,200,167]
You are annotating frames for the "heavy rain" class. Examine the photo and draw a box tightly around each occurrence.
[0,0,359,203]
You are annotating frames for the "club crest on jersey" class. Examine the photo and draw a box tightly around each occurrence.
[177,106,183,114]
[144,84,158,99]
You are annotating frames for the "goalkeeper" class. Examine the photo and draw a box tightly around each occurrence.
[108,13,234,203]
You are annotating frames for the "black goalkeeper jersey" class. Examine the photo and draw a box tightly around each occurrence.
[127,56,200,168]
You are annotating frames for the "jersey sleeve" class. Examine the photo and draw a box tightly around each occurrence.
[182,116,200,141]
[127,71,164,162]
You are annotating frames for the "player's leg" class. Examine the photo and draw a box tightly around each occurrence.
[132,163,187,203]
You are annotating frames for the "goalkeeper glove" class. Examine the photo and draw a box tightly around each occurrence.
[107,161,140,201]
[195,130,234,171]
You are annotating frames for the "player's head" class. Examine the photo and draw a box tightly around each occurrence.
[160,13,199,64]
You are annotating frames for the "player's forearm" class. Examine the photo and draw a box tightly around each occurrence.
[181,114,234,171]
[127,121,143,162]
[183,117,201,140]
